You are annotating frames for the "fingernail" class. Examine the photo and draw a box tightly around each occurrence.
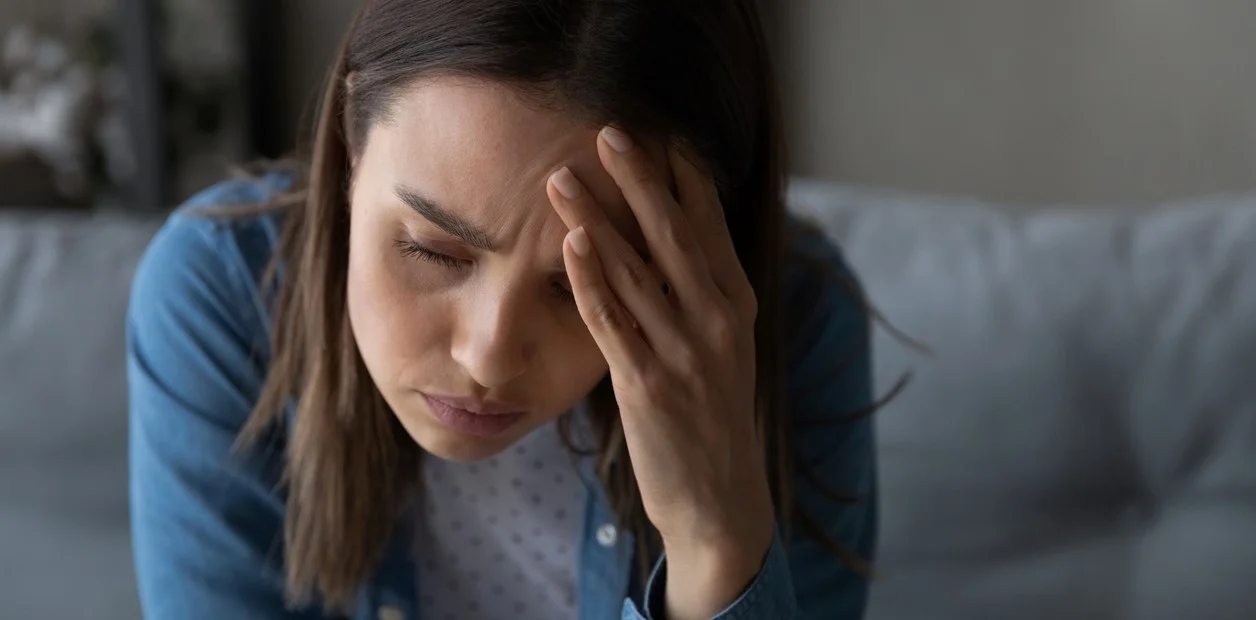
[567,226,590,257]
[600,126,633,152]
[551,167,583,199]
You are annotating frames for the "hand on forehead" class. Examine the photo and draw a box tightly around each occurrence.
[527,131,674,257]
[361,77,673,255]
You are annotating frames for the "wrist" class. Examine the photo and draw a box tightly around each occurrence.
[662,513,775,566]
[661,518,775,620]
[659,477,776,559]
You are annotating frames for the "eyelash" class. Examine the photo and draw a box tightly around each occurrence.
[394,239,465,269]
[394,239,576,305]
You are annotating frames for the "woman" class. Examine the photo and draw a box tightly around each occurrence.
[127,0,876,618]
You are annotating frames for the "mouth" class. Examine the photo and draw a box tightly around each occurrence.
[420,393,528,438]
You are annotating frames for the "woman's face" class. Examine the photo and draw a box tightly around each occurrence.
[347,78,668,461]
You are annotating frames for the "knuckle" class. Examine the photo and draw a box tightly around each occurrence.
[706,309,739,349]
[626,158,657,187]
[590,299,626,331]
[661,218,695,254]
[671,344,702,378]
[740,291,759,321]
[618,255,654,290]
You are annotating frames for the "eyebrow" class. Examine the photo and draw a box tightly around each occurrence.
[395,186,495,251]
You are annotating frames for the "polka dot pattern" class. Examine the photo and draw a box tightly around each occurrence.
[416,420,586,619]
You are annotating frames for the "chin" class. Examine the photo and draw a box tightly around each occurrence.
[419,431,514,462]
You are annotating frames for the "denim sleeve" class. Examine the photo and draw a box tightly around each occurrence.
[127,212,307,619]
[620,533,798,620]
[622,237,877,620]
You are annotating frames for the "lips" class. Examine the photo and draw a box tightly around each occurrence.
[423,394,525,415]
[420,393,528,438]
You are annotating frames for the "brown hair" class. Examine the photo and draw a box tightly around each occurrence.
[237,0,873,613]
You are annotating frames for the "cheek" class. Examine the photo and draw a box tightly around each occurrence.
[535,321,610,410]
[346,223,447,390]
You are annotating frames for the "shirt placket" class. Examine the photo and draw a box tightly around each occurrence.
[576,457,635,620]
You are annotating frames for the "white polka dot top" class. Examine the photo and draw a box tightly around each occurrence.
[415,418,587,619]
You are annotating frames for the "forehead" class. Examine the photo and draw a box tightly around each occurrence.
[358,77,667,247]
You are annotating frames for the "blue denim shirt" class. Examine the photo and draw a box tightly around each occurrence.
[127,173,877,620]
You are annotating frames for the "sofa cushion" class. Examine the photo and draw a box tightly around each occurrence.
[788,182,1256,620]
[0,210,161,619]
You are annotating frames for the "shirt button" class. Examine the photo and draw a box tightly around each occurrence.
[596,523,618,547]
[378,605,404,620]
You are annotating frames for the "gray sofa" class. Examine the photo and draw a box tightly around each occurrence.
[788,182,1256,620]
[1,210,160,619]
[2,182,1253,619]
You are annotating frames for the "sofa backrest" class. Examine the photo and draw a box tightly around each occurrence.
[0,209,161,619]
[5,185,1255,619]
[788,181,1256,620]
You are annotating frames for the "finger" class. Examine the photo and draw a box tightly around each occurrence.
[667,145,757,317]
[597,126,723,314]
[562,226,653,371]
[548,167,687,352]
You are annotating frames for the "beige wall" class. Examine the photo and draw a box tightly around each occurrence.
[777,0,1256,206]
[257,0,1256,207]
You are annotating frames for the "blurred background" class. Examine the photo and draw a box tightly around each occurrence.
[3,0,1253,210]
[1,1,1254,619]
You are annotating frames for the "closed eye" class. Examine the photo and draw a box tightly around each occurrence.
[396,238,576,306]
[394,239,467,269]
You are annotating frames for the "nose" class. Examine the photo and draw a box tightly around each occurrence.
[450,291,536,389]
